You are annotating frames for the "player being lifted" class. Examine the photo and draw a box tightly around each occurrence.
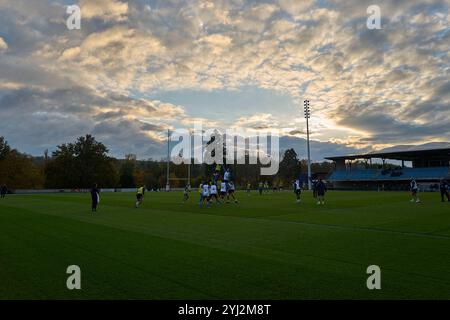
[223,168,231,183]
[410,178,421,203]
[227,181,238,204]
[213,172,219,184]
[293,179,301,203]
[135,185,145,208]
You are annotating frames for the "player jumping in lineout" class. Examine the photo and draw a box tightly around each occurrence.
[223,168,231,184]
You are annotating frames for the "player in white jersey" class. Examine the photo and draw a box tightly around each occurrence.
[209,183,221,204]
[199,182,211,208]
[293,179,301,203]
[224,168,231,182]
[227,181,238,203]
[410,178,420,203]
[220,181,227,201]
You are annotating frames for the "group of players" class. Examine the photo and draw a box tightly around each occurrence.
[196,180,238,207]
[182,166,330,207]
[86,169,449,212]
[410,178,450,203]
[183,168,239,208]
[293,177,328,205]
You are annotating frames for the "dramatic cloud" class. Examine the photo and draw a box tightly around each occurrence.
[79,0,129,22]
[0,0,448,159]
[0,37,7,52]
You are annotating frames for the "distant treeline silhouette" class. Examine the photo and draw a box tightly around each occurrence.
[0,135,335,190]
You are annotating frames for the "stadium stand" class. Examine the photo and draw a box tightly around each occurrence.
[326,147,450,190]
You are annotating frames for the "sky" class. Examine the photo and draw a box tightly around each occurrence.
[0,0,449,161]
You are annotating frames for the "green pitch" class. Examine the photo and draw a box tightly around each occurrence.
[1,191,449,300]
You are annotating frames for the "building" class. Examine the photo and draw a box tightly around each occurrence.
[326,147,450,191]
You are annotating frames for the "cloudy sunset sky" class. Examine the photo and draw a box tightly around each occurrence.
[0,0,449,160]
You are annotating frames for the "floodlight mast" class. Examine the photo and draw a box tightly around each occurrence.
[166,129,170,191]
[304,100,312,190]
[188,131,191,187]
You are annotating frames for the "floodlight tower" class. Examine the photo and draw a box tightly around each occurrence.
[304,100,312,190]
[166,129,170,191]
[188,131,192,188]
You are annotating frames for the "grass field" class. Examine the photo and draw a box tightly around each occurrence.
[1,190,450,300]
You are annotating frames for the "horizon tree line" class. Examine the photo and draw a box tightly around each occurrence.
[0,135,335,190]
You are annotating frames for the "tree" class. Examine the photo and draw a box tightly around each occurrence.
[278,149,301,183]
[119,154,136,188]
[0,138,44,189]
[0,136,12,160]
[45,143,77,188]
[45,135,118,188]
[133,168,146,187]
[143,159,164,189]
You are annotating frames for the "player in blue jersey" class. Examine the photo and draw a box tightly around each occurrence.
[439,178,449,202]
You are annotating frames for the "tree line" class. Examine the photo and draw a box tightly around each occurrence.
[0,135,334,190]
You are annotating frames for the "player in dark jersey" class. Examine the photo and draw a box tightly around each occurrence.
[439,179,450,202]
[90,184,100,212]
[182,184,190,203]
[0,184,7,199]
[311,178,318,199]
[316,179,327,205]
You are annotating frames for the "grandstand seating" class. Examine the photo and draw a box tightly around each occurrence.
[328,167,450,181]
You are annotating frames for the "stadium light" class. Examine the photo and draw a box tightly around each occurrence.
[304,100,312,190]
[166,129,170,192]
